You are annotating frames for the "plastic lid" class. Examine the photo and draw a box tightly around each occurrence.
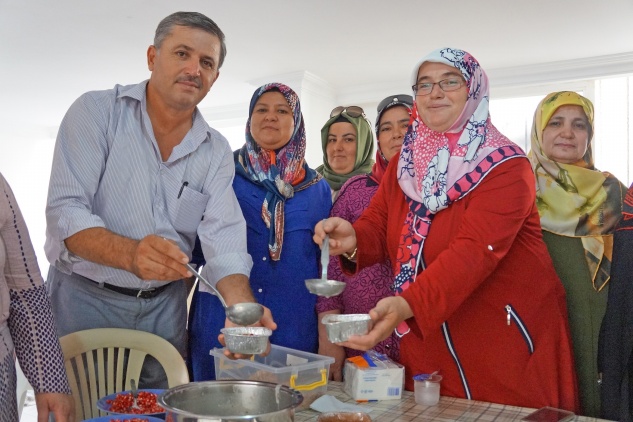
[413,373,442,382]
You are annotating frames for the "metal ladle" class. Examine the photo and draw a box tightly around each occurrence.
[186,263,264,326]
[129,378,140,410]
[305,234,346,297]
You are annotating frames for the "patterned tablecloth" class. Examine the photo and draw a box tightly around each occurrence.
[294,381,611,421]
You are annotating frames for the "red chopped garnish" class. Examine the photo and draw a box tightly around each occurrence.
[110,419,149,422]
[106,391,163,414]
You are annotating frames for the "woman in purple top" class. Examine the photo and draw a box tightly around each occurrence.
[316,95,413,380]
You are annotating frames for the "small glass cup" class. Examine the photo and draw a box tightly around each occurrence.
[413,373,442,406]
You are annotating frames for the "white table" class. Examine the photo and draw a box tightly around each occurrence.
[294,381,612,421]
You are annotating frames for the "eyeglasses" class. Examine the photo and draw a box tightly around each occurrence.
[377,95,413,114]
[412,78,464,96]
[330,105,365,119]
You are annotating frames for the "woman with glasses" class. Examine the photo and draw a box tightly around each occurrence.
[316,106,375,202]
[187,83,331,381]
[317,95,412,381]
[528,92,626,417]
[313,48,578,410]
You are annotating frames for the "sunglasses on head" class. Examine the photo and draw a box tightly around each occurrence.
[377,95,413,114]
[330,105,366,119]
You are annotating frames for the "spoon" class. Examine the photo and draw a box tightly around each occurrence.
[130,378,140,410]
[305,234,346,297]
[186,263,264,326]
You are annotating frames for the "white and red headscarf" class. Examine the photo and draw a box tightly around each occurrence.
[393,48,525,336]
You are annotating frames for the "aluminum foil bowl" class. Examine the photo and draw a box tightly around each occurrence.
[158,380,303,422]
[322,314,372,343]
[221,326,272,354]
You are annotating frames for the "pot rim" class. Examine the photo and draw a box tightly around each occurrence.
[158,380,304,419]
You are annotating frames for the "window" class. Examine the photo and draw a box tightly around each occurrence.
[489,95,544,153]
[594,76,633,186]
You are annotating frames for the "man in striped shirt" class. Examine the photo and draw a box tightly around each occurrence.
[44,11,273,388]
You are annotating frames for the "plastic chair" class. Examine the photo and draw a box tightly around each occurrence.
[59,328,189,420]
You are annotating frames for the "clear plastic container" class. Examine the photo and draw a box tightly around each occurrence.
[210,344,335,410]
[413,373,442,406]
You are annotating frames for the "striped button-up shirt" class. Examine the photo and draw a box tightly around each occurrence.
[45,81,252,289]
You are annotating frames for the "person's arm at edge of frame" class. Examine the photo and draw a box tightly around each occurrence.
[1,174,75,421]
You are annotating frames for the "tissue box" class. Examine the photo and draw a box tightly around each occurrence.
[343,350,404,401]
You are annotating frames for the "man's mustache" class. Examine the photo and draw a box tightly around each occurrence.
[177,76,202,88]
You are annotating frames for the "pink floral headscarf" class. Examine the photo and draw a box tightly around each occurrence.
[393,48,525,336]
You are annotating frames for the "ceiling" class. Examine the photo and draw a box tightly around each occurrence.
[1,0,633,141]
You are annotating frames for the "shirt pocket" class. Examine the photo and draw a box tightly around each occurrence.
[174,186,209,235]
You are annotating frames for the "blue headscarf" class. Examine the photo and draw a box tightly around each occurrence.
[236,83,321,260]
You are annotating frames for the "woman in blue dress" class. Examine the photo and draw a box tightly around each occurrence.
[188,83,331,380]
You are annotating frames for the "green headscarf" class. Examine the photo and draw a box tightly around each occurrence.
[316,111,375,191]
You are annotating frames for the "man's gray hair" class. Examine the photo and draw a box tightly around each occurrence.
[154,11,227,68]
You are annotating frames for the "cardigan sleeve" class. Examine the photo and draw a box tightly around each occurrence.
[1,173,71,394]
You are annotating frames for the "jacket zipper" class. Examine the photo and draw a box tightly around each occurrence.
[441,322,472,399]
[505,304,534,354]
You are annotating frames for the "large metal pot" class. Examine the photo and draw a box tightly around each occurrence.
[159,380,304,422]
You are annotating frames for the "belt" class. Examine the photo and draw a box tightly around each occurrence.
[98,281,170,299]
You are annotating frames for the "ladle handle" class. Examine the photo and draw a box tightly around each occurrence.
[186,263,228,308]
[321,234,329,280]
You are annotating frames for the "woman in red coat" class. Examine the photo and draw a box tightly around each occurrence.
[315,47,579,411]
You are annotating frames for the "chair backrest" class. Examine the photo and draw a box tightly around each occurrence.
[59,328,189,420]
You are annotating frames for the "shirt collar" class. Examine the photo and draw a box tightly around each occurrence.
[119,80,213,161]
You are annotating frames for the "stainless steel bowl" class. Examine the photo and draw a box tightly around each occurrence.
[221,326,272,354]
[322,314,372,343]
[159,380,303,422]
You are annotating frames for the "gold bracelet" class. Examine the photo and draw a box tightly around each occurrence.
[342,247,358,261]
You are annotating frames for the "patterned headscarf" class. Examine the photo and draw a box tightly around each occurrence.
[316,111,375,191]
[528,91,627,291]
[236,82,321,260]
[372,95,413,183]
[393,48,525,336]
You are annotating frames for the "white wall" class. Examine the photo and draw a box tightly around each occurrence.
[0,137,55,275]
